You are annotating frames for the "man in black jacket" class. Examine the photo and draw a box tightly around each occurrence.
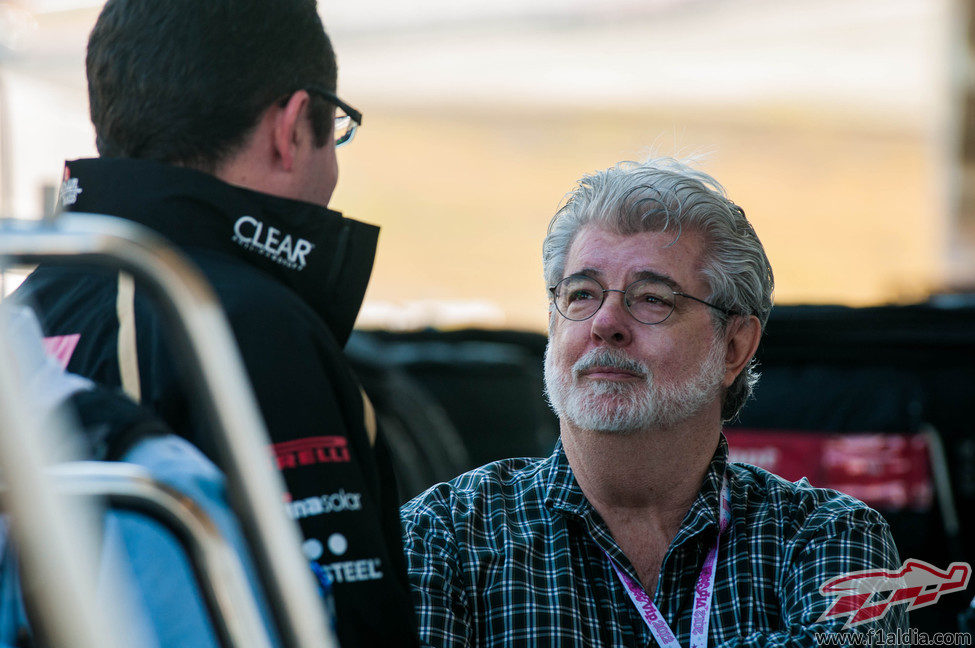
[13,1,419,646]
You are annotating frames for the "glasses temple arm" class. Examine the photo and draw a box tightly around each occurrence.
[675,291,736,316]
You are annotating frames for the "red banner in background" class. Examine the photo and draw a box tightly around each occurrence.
[725,430,933,511]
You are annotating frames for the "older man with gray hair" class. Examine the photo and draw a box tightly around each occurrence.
[401,157,907,646]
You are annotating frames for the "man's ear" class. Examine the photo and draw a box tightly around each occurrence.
[722,314,762,388]
[271,90,312,172]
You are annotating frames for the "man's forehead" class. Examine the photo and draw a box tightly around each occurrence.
[564,226,706,286]
[574,266,684,292]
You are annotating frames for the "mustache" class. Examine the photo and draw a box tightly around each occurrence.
[572,348,649,378]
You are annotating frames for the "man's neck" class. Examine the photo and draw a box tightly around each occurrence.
[561,416,721,591]
[562,416,721,514]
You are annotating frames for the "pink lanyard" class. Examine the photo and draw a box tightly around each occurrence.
[603,479,731,648]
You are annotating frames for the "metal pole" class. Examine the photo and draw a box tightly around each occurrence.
[0,306,122,648]
[0,71,11,219]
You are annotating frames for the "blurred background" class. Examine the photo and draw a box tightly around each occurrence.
[3,0,975,633]
[1,0,971,330]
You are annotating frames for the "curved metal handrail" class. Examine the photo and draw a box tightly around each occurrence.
[0,215,336,648]
[40,461,274,648]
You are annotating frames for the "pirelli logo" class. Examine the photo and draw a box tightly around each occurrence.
[272,436,350,470]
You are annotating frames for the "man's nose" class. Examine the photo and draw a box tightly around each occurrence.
[590,290,633,346]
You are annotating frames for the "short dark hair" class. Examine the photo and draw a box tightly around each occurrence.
[86,0,337,171]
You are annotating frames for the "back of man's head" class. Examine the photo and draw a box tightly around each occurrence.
[87,0,336,172]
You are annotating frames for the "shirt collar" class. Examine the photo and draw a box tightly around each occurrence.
[60,157,378,346]
[543,438,591,516]
[670,434,730,548]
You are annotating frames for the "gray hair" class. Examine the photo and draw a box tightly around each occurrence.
[542,156,774,421]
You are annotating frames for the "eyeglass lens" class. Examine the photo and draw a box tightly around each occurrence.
[334,107,355,146]
[553,275,676,325]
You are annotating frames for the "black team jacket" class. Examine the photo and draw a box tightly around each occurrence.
[14,157,420,648]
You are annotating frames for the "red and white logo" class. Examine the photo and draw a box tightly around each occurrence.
[272,436,350,470]
[819,559,971,628]
[60,167,83,207]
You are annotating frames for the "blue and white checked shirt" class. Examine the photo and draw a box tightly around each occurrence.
[401,436,908,647]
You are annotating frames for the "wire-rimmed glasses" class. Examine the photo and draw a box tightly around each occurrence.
[548,274,735,325]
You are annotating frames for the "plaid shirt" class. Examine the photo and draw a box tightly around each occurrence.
[401,436,908,647]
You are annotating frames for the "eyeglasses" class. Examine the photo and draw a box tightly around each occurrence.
[304,84,362,147]
[548,274,735,325]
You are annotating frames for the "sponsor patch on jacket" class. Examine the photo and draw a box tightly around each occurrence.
[60,166,83,207]
[232,215,314,270]
[272,435,351,470]
[42,334,81,369]
[324,558,384,584]
[283,488,363,520]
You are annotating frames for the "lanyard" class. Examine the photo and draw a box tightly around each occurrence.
[603,479,730,648]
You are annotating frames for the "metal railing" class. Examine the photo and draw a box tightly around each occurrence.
[0,309,121,648]
[0,214,337,648]
[59,461,275,648]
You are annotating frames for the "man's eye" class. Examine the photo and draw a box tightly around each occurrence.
[631,291,672,308]
[567,290,594,302]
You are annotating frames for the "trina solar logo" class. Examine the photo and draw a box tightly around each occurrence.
[284,489,363,520]
[818,558,971,628]
[272,436,350,470]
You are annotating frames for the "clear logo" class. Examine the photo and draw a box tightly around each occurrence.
[232,215,314,270]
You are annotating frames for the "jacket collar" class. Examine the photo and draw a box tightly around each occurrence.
[60,157,378,346]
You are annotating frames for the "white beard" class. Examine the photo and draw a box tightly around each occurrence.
[543,338,726,434]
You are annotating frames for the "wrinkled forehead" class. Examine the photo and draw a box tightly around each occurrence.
[563,224,709,290]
